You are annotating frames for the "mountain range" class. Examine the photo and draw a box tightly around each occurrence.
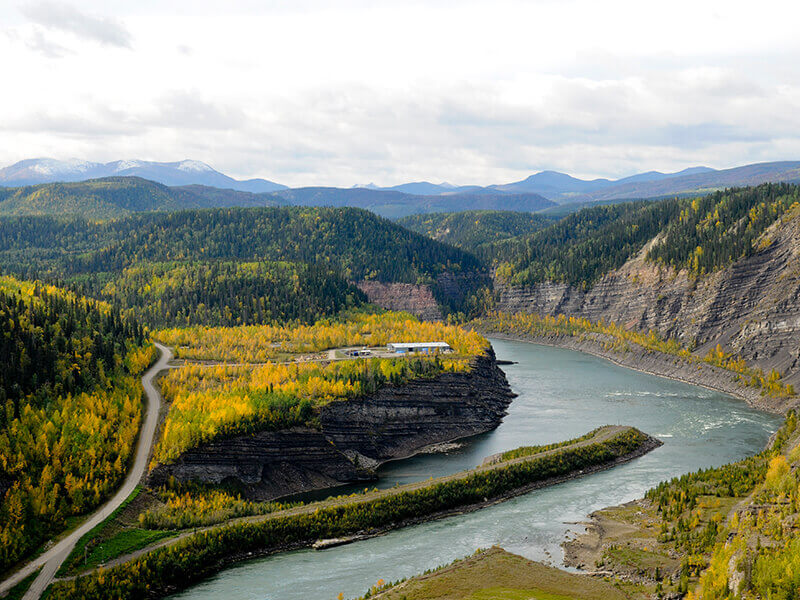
[2,158,800,217]
[0,158,287,193]
[356,163,800,202]
[0,178,555,220]
[357,167,717,198]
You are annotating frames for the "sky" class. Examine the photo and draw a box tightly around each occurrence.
[2,0,800,187]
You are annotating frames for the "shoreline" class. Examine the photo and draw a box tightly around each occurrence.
[483,331,795,415]
[55,428,661,598]
[192,436,663,586]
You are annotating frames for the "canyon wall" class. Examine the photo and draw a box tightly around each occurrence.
[149,350,515,499]
[355,280,442,320]
[496,211,800,388]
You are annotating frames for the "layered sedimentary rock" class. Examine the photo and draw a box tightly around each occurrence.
[496,211,800,389]
[149,350,515,499]
[356,273,490,321]
[355,280,442,320]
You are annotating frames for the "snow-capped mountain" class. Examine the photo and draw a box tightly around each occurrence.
[0,158,286,193]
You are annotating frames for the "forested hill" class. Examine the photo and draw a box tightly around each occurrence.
[81,261,367,327]
[0,277,145,411]
[0,177,280,219]
[493,184,800,288]
[0,206,481,282]
[0,275,154,570]
[0,206,486,324]
[493,199,678,288]
[397,210,552,253]
[0,177,555,220]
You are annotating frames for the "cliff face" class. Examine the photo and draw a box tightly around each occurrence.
[355,280,442,320]
[356,272,490,320]
[149,350,515,499]
[496,210,800,388]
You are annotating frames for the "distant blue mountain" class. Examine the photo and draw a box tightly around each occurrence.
[565,162,800,204]
[358,166,724,202]
[490,170,613,195]
[274,187,555,218]
[354,181,486,195]
[488,166,719,199]
[613,166,715,185]
[0,158,287,193]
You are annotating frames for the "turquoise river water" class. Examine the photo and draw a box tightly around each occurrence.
[169,337,781,600]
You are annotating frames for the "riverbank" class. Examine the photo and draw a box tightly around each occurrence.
[50,426,660,600]
[561,413,800,598]
[149,348,515,501]
[366,546,629,600]
[483,330,797,414]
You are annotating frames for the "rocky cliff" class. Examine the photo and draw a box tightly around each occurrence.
[356,272,490,320]
[149,350,515,499]
[355,280,442,320]
[496,209,800,390]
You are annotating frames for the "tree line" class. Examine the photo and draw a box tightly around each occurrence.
[0,275,154,572]
[50,428,649,600]
[78,260,366,327]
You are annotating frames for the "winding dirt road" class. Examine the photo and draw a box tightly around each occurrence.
[0,343,172,600]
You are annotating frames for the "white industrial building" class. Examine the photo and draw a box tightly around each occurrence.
[386,341,452,354]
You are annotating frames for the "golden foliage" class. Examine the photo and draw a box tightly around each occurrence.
[0,372,143,566]
[153,313,483,465]
[155,311,487,363]
[473,312,796,398]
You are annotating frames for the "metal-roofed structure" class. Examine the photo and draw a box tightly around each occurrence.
[386,341,452,354]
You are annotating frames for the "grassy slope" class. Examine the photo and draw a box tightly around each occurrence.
[370,547,626,600]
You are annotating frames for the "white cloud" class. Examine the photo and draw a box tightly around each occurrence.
[20,1,132,48]
[1,0,799,186]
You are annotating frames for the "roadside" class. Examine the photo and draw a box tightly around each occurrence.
[0,344,173,600]
[52,425,660,597]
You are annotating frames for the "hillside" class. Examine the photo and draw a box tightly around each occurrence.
[0,275,153,571]
[493,199,679,287]
[66,207,483,283]
[81,261,367,327]
[493,183,800,390]
[397,210,552,252]
[0,206,487,321]
[0,177,281,219]
[272,187,555,218]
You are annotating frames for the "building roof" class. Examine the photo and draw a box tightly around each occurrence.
[387,341,451,349]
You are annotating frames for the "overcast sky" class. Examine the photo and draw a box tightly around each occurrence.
[2,0,800,187]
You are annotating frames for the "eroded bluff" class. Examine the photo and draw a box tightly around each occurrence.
[149,349,515,499]
[496,209,800,392]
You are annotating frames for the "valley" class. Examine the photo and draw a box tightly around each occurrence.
[1,179,800,600]
[6,2,800,597]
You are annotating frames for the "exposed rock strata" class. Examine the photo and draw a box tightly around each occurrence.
[496,211,800,393]
[149,350,515,499]
[355,280,442,320]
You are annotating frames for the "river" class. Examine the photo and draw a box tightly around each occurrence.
[169,337,781,600]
